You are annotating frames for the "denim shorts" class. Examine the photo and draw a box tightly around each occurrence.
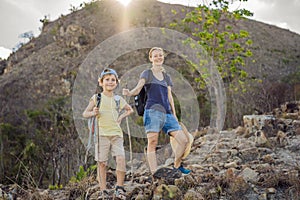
[143,109,182,134]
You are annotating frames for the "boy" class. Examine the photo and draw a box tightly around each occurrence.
[83,68,133,199]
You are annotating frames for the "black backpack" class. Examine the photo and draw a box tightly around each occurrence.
[134,86,148,116]
[134,69,167,116]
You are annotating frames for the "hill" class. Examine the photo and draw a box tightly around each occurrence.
[0,0,300,192]
[0,0,299,127]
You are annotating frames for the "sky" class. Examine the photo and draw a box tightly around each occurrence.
[1,0,300,59]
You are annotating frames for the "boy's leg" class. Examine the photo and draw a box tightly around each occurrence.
[110,136,126,186]
[97,161,107,190]
[147,132,159,174]
[115,155,126,186]
[96,136,110,190]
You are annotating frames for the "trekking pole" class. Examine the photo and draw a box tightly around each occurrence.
[125,83,134,184]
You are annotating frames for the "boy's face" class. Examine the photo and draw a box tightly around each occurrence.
[150,49,164,65]
[99,74,118,91]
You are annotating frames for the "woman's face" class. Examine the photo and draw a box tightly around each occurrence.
[150,49,164,66]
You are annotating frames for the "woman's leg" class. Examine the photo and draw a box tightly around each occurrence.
[115,155,126,187]
[147,132,159,174]
[169,130,189,168]
[97,161,107,190]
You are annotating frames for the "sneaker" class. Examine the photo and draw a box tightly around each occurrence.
[98,190,110,200]
[115,186,126,200]
[177,165,191,174]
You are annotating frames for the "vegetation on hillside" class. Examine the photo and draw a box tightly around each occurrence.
[0,97,83,188]
[170,0,255,127]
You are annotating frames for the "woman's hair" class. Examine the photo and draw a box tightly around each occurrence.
[148,47,165,72]
[149,47,164,59]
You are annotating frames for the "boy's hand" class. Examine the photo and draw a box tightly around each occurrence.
[116,117,122,125]
[92,107,99,116]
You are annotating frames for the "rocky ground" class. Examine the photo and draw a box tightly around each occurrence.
[1,101,300,200]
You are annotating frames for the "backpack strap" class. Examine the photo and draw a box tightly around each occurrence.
[146,69,168,84]
[162,71,167,82]
[86,94,100,164]
[114,95,121,113]
[144,69,153,94]
[145,69,153,84]
[95,93,120,113]
[144,69,169,89]
[96,93,101,108]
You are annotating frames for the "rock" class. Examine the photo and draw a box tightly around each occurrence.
[255,130,272,148]
[224,161,238,168]
[184,189,204,200]
[239,167,259,183]
[153,184,182,200]
[295,127,300,135]
[174,177,186,191]
[267,187,276,194]
[261,154,275,164]
[275,130,288,146]
[127,158,143,170]
[285,113,299,120]
[243,115,275,134]
[239,147,259,162]
[256,163,272,173]
[292,120,300,128]
[165,158,174,166]
[135,192,150,200]
[0,188,8,199]
[259,192,268,200]
[234,126,246,135]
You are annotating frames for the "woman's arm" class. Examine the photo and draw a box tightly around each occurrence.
[122,78,146,96]
[82,100,99,118]
[167,86,177,119]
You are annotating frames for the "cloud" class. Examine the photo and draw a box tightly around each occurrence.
[0,0,299,52]
[241,0,300,33]
[0,47,12,59]
[161,0,300,34]
[0,0,41,49]
[160,0,300,32]
[0,0,87,49]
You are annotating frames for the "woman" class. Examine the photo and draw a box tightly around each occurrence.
[122,47,190,175]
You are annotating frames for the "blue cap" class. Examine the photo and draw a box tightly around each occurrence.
[99,68,118,79]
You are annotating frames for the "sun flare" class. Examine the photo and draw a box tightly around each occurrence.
[116,0,132,6]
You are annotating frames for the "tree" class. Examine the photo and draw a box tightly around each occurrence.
[21,97,83,187]
[1,97,85,188]
[170,0,254,127]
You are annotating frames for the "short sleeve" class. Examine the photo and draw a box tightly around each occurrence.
[119,96,127,110]
[90,94,97,106]
[165,73,173,87]
[140,69,150,83]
